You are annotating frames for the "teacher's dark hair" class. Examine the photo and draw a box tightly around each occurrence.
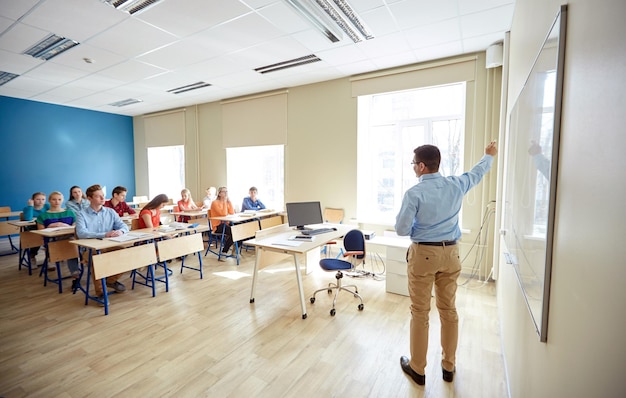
[413,145,441,172]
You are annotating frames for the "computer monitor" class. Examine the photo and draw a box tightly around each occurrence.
[286,201,323,230]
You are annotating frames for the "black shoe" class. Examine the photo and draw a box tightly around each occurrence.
[442,366,455,382]
[400,356,425,385]
[71,278,80,292]
[106,281,126,292]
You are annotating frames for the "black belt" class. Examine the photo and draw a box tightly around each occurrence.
[418,241,456,246]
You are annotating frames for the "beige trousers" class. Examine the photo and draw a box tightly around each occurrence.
[407,242,461,375]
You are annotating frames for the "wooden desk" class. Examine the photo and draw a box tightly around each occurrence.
[209,210,281,262]
[30,227,77,293]
[70,225,209,308]
[0,211,24,255]
[9,220,36,272]
[171,210,207,218]
[246,223,350,319]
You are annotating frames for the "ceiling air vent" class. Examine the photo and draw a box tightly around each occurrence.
[23,34,79,61]
[101,0,163,15]
[0,71,19,86]
[109,98,143,107]
[167,82,212,94]
[254,54,321,74]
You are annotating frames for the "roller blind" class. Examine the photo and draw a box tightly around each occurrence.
[351,56,477,97]
[221,91,288,148]
[143,109,185,147]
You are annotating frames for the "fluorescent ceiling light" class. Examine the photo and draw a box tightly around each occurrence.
[0,71,19,86]
[255,54,321,74]
[286,0,374,43]
[285,0,342,42]
[23,34,79,61]
[101,0,163,15]
[167,81,212,94]
[109,98,143,107]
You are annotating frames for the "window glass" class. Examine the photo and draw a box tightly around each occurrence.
[226,145,284,212]
[147,145,185,201]
[357,83,466,224]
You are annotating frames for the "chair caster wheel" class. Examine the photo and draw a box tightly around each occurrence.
[250,298,255,303]
[330,309,336,316]
[327,289,332,294]
[310,297,315,304]
[358,304,364,311]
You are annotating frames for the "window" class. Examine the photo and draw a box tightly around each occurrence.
[357,83,466,224]
[226,145,284,212]
[147,145,185,201]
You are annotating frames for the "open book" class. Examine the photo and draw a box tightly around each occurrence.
[107,231,154,242]
[41,226,75,232]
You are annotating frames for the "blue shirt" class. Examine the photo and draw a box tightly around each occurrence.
[241,197,266,211]
[395,155,494,242]
[23,203,50,221]
[75,206,128,239]
[66,198,90,214]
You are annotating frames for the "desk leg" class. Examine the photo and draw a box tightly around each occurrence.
[249,248,261,303]
[102,279,109,315]
[292,253,307,319]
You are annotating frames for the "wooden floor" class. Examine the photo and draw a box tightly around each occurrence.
[0,239,507,398]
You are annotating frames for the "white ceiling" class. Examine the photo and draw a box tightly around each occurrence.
[0,0,514,116]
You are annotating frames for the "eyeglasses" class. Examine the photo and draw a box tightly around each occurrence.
[411,160,422,165]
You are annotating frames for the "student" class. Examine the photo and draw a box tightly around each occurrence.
[22,192,50,265]
[395,141,497,385]
[177,188,198,222]
[241,186,266,211]
[75,184,129,302]
[210,187,235,255]
[23,192,49,221]
[202,186,217,209]
[36,191,79,279]
[104,186,136,217]
[138,194,169,229]
[66,186,90,214]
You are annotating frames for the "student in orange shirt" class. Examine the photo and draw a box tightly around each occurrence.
[210,187,235,255]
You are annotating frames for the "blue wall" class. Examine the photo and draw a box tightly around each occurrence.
[0,96,135,212]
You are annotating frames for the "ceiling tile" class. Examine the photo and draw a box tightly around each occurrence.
[85,17,178,59]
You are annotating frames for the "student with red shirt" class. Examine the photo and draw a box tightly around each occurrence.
[177,188,198,222]
[138,194,169,229]
[104,186,136,217]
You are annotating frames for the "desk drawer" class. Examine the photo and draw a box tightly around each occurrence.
[386,272,409,296]
[387,246,407,262]
[386,258,406,275]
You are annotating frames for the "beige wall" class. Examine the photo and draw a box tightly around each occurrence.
[499,0,626,397]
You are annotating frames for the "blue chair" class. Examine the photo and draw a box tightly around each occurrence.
[310,229,365,316]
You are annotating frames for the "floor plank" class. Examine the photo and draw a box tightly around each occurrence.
[0,238,507,397]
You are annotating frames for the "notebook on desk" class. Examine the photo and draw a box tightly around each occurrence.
[107,232,154,242]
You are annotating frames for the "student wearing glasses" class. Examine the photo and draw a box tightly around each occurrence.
[210,187,235,255]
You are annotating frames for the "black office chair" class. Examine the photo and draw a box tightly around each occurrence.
[310,229,365,316]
